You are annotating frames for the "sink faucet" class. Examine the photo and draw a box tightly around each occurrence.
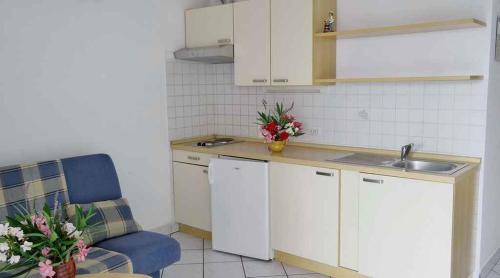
[400,143,414,161]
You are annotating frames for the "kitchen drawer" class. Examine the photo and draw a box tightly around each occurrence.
[173,150,216,166]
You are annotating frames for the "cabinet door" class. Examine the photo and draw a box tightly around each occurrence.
[358,174,453,278]
[270,0,313,86]
[186,4,234,48]
[270,162,339,266]
[173,162,211,231]
[234,0,271,86]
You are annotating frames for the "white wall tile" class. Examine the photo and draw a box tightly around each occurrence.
[166,61,486,157]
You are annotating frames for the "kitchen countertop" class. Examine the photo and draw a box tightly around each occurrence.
[171,136,480,184]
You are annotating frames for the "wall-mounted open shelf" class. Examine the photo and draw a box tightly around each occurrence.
[314,18,486,39]
[314,75,484,84]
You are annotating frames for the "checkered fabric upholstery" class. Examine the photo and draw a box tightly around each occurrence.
[66,198,142,245]
[0,160,70,222]
[75,247,133,275]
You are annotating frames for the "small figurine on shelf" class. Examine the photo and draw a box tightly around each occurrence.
[323,10,336,32]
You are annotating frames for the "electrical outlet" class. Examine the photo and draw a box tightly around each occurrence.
[306,128,320,136]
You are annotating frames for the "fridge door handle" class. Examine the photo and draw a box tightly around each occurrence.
[208,161,215,185]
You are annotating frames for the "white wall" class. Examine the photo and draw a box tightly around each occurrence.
[336,0,490,78]
[0,0,202,231]
[480,0,500,271]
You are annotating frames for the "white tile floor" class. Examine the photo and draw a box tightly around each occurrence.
[486,259,500,278]
[163,232,332,278]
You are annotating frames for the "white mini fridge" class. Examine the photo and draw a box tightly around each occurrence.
[208,156,272,260]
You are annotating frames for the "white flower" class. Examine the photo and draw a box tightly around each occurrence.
[72,230,82,239]
[6,227,24,240]
[62,222,82,239]
[0,253,6,263]
[20,220,28,225]
[0,223,9,236]
[15,230,24,241]
[62,222,76,235]
[8,255,20,264]
[21,241,33,252]
[0,243,9,252]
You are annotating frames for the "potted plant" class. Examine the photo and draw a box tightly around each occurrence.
[0,203,94,278]
[257,101,304,152]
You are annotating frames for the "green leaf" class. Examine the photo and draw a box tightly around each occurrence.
[50,231,58,243]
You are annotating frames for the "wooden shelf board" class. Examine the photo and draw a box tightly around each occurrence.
[314,75,484,84]
[314,18,486,39]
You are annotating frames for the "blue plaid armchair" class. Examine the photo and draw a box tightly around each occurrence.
[0,154,180,278]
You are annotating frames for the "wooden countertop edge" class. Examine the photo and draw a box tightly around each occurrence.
[170,137,481,184]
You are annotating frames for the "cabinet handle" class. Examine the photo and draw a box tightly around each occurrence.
[363,178,384,184]
[217,38,231,44]
[187,156,201,161]
[273,79,289,83]
[316,171,334,177]
[253,79,268,83]
[203,169,208,174]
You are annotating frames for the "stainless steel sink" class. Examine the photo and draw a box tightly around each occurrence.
[390,160,466,174]
[328,153,468,175]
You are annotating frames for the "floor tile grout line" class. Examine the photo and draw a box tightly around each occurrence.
[241,255,248,278]
[173,262,204,266]
[202,239,205,278]
[281,262,289,277]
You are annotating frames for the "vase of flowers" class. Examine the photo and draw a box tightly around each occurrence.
[0,203,94,278]
[257,101,304,152]
[53,257,76,278]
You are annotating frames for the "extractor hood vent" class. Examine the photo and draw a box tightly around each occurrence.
[174,45,234,64]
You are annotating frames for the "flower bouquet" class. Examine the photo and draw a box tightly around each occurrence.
[257,101,304,152]
[0,203,95,278]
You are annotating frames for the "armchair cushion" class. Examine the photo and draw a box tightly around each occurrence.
[66,198,141,245]
[95,231,181,275]
[61,154,122,204]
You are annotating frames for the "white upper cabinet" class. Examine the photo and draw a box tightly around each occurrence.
[186,4,234,48]
[270,0,313,86]
[270,162,339,266]
[234,0,271,86]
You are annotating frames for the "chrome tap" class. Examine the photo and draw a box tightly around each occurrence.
[400,143,414,161]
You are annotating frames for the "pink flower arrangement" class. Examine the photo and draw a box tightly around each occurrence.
[39,260,55,278]
[0,203,95,277]
[76,240,90,263]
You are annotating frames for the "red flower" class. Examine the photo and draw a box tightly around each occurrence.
[266,122,278,132]
[292,121,303,128]
[279,131,289,141]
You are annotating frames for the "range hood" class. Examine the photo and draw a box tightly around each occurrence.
[174,45,234,64]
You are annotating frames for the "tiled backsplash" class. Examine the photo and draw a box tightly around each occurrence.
[167,61,487,157]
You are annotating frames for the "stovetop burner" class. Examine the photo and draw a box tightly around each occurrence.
[195,138,238,148]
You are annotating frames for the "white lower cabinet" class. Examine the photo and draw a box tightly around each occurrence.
[173,151,217,231]
[353,173,454,278]
[270,162,339,266]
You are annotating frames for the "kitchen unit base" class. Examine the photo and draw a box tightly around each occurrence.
[178,223,212,240]
[274,250,367,278]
